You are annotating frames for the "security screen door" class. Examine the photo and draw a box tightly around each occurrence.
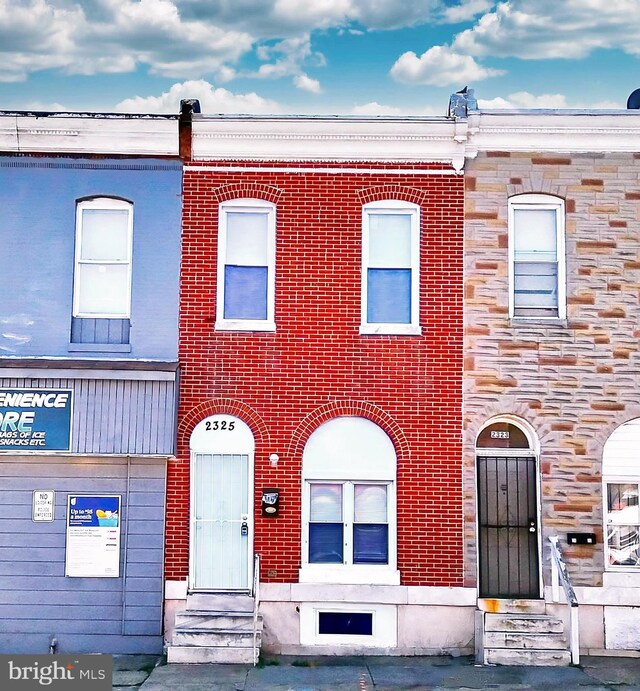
[477,455,540,598]
[192,453,250,590]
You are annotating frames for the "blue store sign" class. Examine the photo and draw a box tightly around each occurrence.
[0,389,73,451]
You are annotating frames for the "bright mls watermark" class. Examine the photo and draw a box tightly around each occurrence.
[1,655,112,690]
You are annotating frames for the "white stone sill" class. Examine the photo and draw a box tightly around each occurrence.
[260,583,476,606]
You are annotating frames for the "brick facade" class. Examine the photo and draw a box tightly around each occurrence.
[464,151,640,588]
[167,162,465,587]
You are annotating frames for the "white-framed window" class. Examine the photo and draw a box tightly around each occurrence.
[73,198,133,318]
[603,418,640,570]
[508,194,566,319]
[216,198,276,332]
[360,200,421,335]
[299,601,397,647]
[300,416,399,585]
[605,482,640,568]
[306,481,390,566]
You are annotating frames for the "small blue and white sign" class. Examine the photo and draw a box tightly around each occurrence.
[66,495,121,578]
[0,389,73,451]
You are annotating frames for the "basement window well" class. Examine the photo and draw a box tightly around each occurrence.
[299,602,397,647]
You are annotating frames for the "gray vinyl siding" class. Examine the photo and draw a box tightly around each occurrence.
[0,376,176,455]
[0,455,166,654]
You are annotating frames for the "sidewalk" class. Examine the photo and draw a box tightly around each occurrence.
[114,653,640,690]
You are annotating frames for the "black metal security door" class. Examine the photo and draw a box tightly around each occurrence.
[477,455,540,598]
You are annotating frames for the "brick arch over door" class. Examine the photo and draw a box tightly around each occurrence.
[356,185,429,206]
[287,400,410,464]
[178,398,271,453]
[211,182,283,205]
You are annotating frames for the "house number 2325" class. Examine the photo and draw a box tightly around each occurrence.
[205,420,235,431]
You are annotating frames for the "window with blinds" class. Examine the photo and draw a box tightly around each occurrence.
[216,199,276,331]
[508,194,565,319]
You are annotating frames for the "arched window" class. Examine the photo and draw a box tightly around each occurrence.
[508,194,565,319]
[300,416,399,584]
[603,419,640,568]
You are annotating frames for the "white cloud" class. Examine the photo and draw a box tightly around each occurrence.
[7,0,640,99]
[388,1,640,95]
[351,101,441,116]
[0,0,253,82]
[0,1,449,84]
[293,73,322,93]
[390,45,504,86]
[439,0,494,24]
[478,90,623,109]
[250,36,324,80]
[114,79,283,114]
[452,0,640,60]
[352,101,403,115]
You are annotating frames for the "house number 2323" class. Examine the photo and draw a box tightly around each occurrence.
[205,420,235,431]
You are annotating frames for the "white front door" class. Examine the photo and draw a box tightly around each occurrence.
[190,415,254,591]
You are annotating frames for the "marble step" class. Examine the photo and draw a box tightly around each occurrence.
[173,627,260,648]
[485,648,572,666]
[478,598,546,615]
[484,631,567,650]
[175,610,261,630]
[485,614,564,634]
[185,593,254,612]
[167,644,257,664]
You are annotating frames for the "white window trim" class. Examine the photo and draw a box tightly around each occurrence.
[73,197,133,319]
[299,601,397,647]
[508,193,566,320]
[360,200,421,335]
[603,476,640,572]
[300,479,399,585]
[215,198,276,332]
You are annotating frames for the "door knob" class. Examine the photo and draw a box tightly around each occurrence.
[528,520,536,533]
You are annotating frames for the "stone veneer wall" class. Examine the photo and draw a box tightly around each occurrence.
[464,151,640,589]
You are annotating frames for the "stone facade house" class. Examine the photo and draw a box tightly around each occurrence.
[463,102,640,658]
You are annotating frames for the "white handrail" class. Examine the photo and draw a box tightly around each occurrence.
[548,536,579,665]
[252,553,260,666]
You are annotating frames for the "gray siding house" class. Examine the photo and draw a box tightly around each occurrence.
[0,113,181,654]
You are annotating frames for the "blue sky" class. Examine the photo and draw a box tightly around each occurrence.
[1,1,638,115]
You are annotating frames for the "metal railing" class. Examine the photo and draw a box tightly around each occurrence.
[252,553,260,667]
[548,536,580,664]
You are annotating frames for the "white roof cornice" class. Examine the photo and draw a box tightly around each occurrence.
[0,113,179,156]
[467,110,640,156]
[191,115,467,172]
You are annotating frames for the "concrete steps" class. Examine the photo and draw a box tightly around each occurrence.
[477,600,572,666]
[168,593,261,664]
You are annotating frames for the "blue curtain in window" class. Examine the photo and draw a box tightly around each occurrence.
[367,268,410,323]
[224,265,267,319]
[353,524,388,564]
[309,524,344,563]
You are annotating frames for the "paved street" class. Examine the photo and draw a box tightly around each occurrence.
[113,654,640,691]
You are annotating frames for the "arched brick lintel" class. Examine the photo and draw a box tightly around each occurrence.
[287,400,410,464]
[211,183,283,204]
[357,185,429,206]
[177,398,270,451]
